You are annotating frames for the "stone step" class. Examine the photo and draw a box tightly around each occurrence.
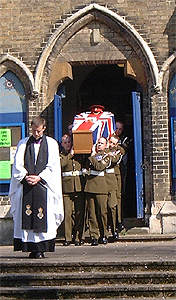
[1,298,176,300]
[1,284,176,299]
[56,234,176,243]
[117,234,176,240]
[1,271,176,287]
[1,261,176,274]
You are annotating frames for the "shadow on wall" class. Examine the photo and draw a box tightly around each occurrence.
[41,102,54,138]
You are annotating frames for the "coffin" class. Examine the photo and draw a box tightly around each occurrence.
[72,130,93,154]
[72,110,116,153]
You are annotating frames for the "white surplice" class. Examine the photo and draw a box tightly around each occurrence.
[9,136,64,244]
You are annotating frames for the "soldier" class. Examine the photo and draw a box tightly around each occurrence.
[84,137,110,246]
[106,135,124,241]
[60,134,85,246]
[114,120,130,231]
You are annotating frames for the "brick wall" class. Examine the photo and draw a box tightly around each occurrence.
[0,0,175,71]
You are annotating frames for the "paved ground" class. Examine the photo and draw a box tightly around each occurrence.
[1,239,176,264]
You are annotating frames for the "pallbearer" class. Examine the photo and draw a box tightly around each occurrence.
[60,134,85,246]
[84,137,110,246]
[106,135,125,241]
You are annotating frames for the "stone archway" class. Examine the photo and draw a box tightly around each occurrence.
[0,54,34,98]
[0,54,37,132]
[35,3,160,101]
[159,51,176,93]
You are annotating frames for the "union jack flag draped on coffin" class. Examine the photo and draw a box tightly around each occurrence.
[72,110,116,144]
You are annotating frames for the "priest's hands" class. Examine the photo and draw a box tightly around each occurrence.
[25,175,41,185]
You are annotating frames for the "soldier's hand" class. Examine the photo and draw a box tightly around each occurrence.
[70,147,74,155]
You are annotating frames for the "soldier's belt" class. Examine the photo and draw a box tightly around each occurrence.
[81,169,105,176]
[82,168,89,175]
[62,171,82,177]
[105,168,115,174]
[90,170,105,176]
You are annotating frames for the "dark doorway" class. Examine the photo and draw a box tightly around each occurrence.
[62,63,142,218]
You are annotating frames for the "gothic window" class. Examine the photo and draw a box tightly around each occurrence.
[0,71,26,123]
[0,71,26,195]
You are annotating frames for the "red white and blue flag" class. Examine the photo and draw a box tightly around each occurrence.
[72,111,116,144]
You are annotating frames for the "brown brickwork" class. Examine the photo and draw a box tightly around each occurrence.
[0,1,175,72]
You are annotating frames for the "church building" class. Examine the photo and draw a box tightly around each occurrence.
[0,0,175,244]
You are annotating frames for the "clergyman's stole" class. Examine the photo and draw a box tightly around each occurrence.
[22,135,48,232]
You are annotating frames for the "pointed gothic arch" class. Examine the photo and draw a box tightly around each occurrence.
[0,54,34,97]
[35,3,159,94]
[159,51,176,92]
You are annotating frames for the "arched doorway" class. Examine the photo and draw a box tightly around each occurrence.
[59,63,143,220]
[78,64,138,219]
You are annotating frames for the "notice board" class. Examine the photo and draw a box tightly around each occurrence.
[0,123,25,193]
